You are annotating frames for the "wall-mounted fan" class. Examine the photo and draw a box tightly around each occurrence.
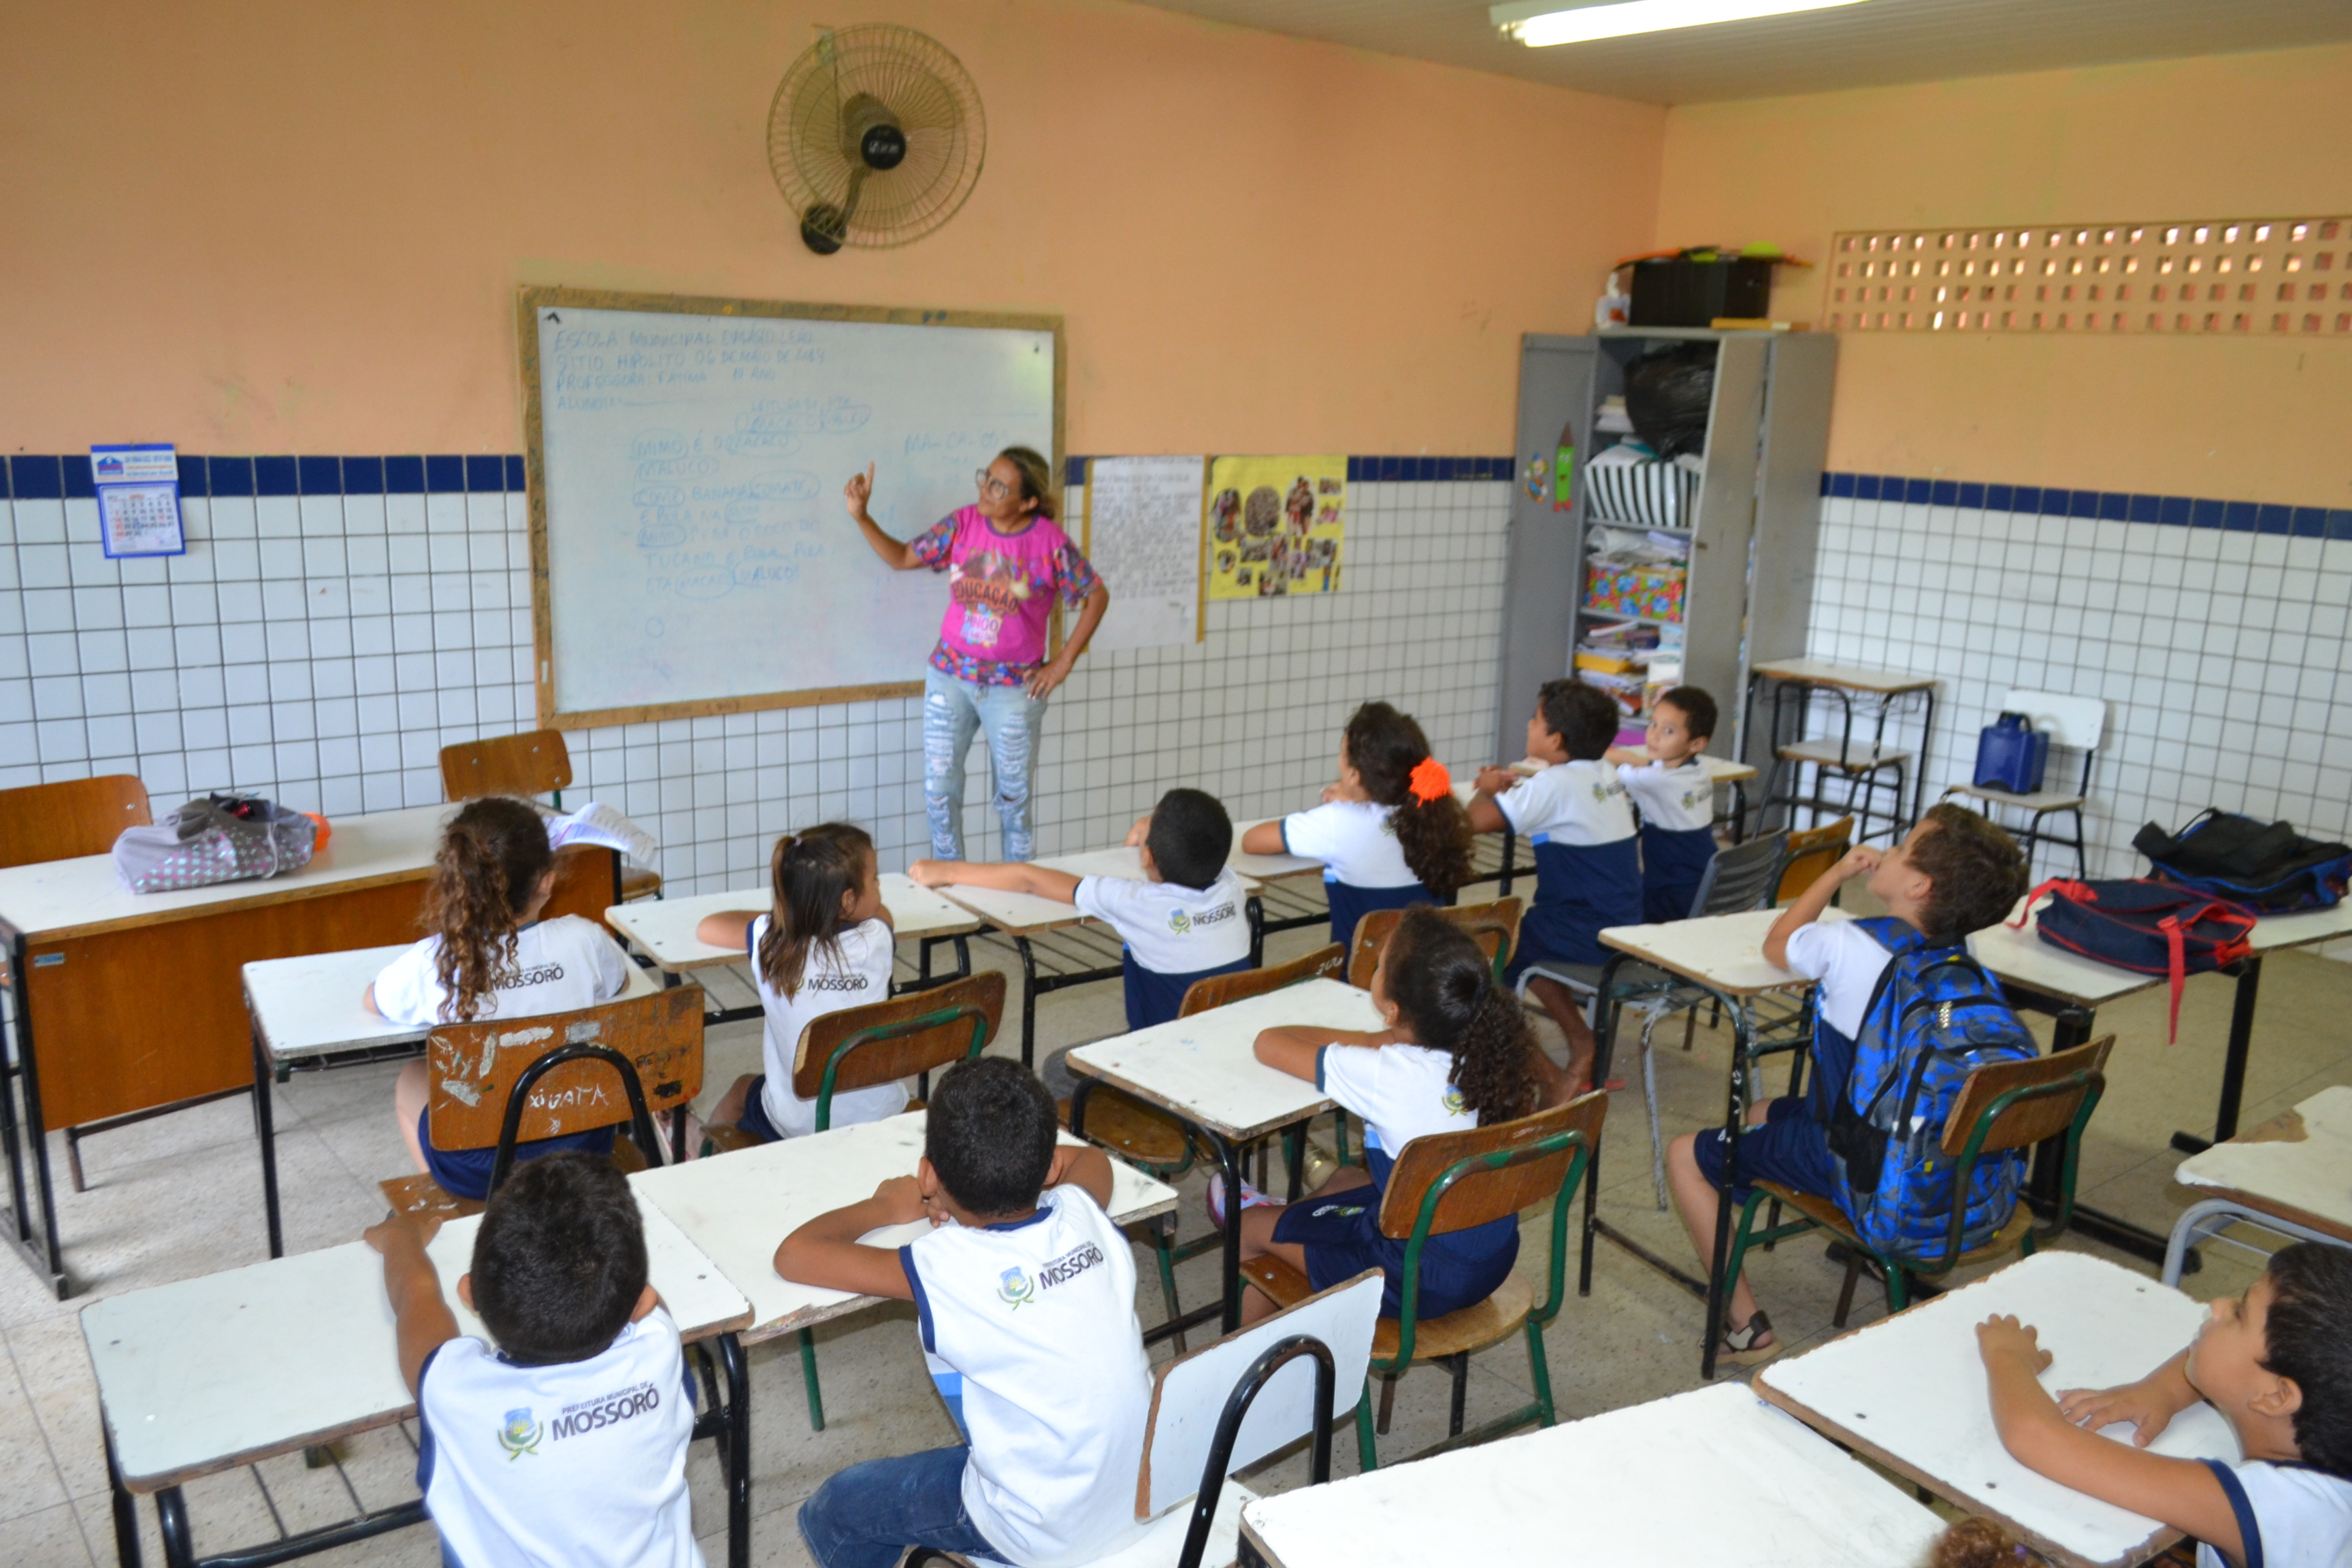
[768,24,986,255]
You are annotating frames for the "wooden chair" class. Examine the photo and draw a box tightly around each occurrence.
[378,985,705,1222]
[440,729,660,902]
[1345,897,1523,990]
[1240,1089,1607,1470]
[1774,815,1853,904]
[1725,1036,2113,1330]
[910,1272,1384,1568]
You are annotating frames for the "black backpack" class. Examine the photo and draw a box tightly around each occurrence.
[2132,810,2352,913]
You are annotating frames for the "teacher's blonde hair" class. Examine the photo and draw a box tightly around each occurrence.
[997,446,1057,521]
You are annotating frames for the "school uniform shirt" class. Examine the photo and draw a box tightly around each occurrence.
[416,1309,701,1568]
[1492,760,1641,968]
[2198,1458,2352,1568]
[1280,799,1431,947]
[1073,869,1254,1029]
[1619,759,1718,923]
[1782,917,1904,1123]
[899,1186,1153,1568]
[747,915,904,1138]
[911,507,1101,687]
[371,915,631,1028]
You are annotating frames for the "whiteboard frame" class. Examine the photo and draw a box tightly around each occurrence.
[517,285,1066,731]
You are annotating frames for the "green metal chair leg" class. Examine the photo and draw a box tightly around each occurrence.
[1524,1318,1558,1428]
[1722,1190,1771,1303]
[1885,1264,1909,1313]
[798,1326,826,1431]
[1353,1379,1379,1473]
[1149,1220,1186,1352]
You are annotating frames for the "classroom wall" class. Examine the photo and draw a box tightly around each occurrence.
[1655,44,2352,509]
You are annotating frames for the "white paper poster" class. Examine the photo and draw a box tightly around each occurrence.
[1083,455,1205,652]
[92,443,185,559]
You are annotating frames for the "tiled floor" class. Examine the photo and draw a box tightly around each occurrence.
[3,911,2347,1567]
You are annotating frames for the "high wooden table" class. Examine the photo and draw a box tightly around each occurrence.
[84,1183,753,1568]
[0,803,621,1296]
[2165,1083,2352,1285]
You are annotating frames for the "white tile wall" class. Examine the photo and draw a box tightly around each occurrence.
[1806,495,2352,878]
[0,478,1512,892]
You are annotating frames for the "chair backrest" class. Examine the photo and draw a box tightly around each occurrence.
[1178,943,1345,1017]
[1775,816,1854,904]
[789,970,1007,1116]
[1690,831,1787,919]
[440,730,573,802]
[1135,1271,1382,1521]
[0,774,152,869]
[1377,1088,1607,1241]
[425,985,703,1152]
[1346,898,1523,990]
[1998,689,2107,752]
[1941,1035,2114,1158]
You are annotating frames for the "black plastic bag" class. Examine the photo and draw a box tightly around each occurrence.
[1624,343,1716,461]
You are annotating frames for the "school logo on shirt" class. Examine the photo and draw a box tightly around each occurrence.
[497,962,566,990]
[497,1407,542,1460]
[549,1379,663,1441]
[996,1266,1036,1309]
[1442,1085,1467,1115]
[1166,909,1192,935]
[1681,787,1710,812]
[802,973,870,992]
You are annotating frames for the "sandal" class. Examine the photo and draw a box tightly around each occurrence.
[1720,1309,1781,1366]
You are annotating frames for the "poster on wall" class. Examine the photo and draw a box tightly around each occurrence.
[1204,455,1345,600]
[1083,455,1205,651]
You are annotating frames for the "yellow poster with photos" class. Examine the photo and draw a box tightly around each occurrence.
[1204,455,1345,600]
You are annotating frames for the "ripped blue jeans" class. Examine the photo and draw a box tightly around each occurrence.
[923,666,1047,862]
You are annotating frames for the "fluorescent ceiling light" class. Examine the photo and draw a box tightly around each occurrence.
[1492,0,1871,47]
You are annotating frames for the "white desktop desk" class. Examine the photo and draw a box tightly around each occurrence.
[2166,1083,2352,1284]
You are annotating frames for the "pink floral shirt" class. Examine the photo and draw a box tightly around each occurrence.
[911,507,1101,687]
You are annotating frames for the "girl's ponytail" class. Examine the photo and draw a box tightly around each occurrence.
[757,823,875,998]
[1383,905,1540,1125]
[427,797,554,1023]
[1343,702,1473,897]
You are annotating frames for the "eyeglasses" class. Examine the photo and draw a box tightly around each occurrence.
[975,468,1014,500]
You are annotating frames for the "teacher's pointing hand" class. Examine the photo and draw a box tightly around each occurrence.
[843,462,875,521]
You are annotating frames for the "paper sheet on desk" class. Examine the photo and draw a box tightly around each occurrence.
[549,802,658,865]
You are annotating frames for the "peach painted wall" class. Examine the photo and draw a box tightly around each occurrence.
[1657,44,2352,508]
[0,0,1663,459]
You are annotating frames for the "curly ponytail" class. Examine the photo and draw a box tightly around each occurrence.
[757,823,875,998]
[427,797,554,1023]
[1382,906,1539,1125]
[1344,702,1471,897]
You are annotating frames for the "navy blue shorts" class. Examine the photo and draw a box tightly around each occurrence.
[736,1075,784,1144]
[416,1109,614,1203]
[1271,1155,1518,1320]
[1690,1097,1838,1205]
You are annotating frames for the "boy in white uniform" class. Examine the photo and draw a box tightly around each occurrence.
[1978,1242,2352,1568]
[1605,685,1721,923]
[912,787,1254,1030]
[779,1058,1152,1568]
[365,1154,703,1568]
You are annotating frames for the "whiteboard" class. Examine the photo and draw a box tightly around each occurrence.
[520,289,1062,728]
[1083,456,1204,653]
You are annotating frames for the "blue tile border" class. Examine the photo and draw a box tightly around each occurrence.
[1823,469,2352,541]
[1064,455,1517,488]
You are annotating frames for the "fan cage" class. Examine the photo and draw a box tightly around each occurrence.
[768,24,986,250]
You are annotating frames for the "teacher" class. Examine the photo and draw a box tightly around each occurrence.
[846,446,1111,862]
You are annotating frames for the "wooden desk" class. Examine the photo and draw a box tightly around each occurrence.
[2166,1084,2352,1284]
[0,804,622,1296]
[1757,1252,2238,1568]
[927,848,1265,1067]
[1066,977,1382,1338]
[84,1183,753,1568]
[1746,657,1938,843]
[1237,1380,1942,1567]
[240,949,668,1258]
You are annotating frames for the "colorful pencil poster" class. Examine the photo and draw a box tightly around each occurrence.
[1204,455,1345,600]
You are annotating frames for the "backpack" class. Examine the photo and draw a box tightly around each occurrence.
[112,793,320,894]
[2133,809,2352,913]
[2019,879,2255,1042]
[1825,918,2040,1263]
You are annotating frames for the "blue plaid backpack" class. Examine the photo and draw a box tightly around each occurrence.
[1824,918,2040,1262]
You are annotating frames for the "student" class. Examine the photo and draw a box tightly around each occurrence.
[692,823,901,1141]
[1239,700,1472,948]
[1231,906,1574,1322]
[1977,1243,2352,1568]
[779,1058,1152,1568]
[1663,803,2028,1364]
[845,448,1111,864]
[1604,684,1720,924]
[372,797,632,1201]
[1469,678,1641,1094]
[365,1154,702,1568]
[911,787,1252,1030]
[1931,1518,2041,1567]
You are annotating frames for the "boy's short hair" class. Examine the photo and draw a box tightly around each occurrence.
[470,1153,648,1366]
[1536,679,1619,761]
[925,1057,1058,1218]
[1656,685,1717,742]
[1910,803,2029,945]
[2263,1242,2352,1475]
[1145,787,1232,891]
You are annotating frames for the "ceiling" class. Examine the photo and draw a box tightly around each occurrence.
[1117,0,2352,105]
